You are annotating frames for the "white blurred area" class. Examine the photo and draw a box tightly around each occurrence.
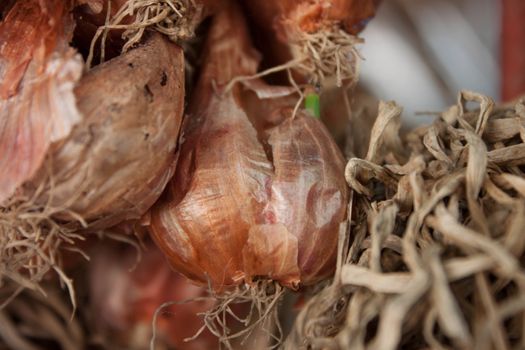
[359,0,501,126]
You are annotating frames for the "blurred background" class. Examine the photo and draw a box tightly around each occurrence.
[359,0,523,127]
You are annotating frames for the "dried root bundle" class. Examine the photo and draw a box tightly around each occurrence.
[194,280,283,349]
[0,185,83,306]
[287,91,525,349]
[82,0,224,67]
[288,28,362,89]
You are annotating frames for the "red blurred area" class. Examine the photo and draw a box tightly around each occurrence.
[502,0,525,101]
[89,240,218,349]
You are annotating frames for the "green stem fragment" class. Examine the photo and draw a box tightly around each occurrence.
[305,92,321,119]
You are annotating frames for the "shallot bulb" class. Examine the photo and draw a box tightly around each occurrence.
[32,33,184,229]
[149,4,348,291]
[242,0,381,86]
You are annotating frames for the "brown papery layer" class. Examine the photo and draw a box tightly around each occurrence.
[25,33,185,229]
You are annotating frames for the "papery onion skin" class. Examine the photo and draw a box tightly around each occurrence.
[0,0,83,204]
[0,0,74,98]
[261,115,348,284]
[89,240,218,350]
[25,33,185,229]
[149,4,348,291]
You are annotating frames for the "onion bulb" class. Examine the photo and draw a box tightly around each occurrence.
[8,32,184,228]
[89,240,218,350]
[0,1,184,227]
[149,3,348,292]
[33,33,183,229]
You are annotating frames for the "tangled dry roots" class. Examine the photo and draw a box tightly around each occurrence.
[151,280,284,350]
[0,282,84,350]
[286,91,525,349]
[289,27,363,88]
[87,0,200,67]
[0,181,84,309]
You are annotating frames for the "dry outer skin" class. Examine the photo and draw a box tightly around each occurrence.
[283,0,379,35]
[26,33,185,229]
[0,0,83,204]
[149,5,347,291]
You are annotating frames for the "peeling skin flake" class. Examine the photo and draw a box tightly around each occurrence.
[0,0,83,204]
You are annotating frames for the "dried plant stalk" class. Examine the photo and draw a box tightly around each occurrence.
[287,91,525,349]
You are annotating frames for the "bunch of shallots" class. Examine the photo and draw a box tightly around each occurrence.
[0,0,378,348]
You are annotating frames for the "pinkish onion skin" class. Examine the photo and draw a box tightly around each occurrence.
[0,0,82,204]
